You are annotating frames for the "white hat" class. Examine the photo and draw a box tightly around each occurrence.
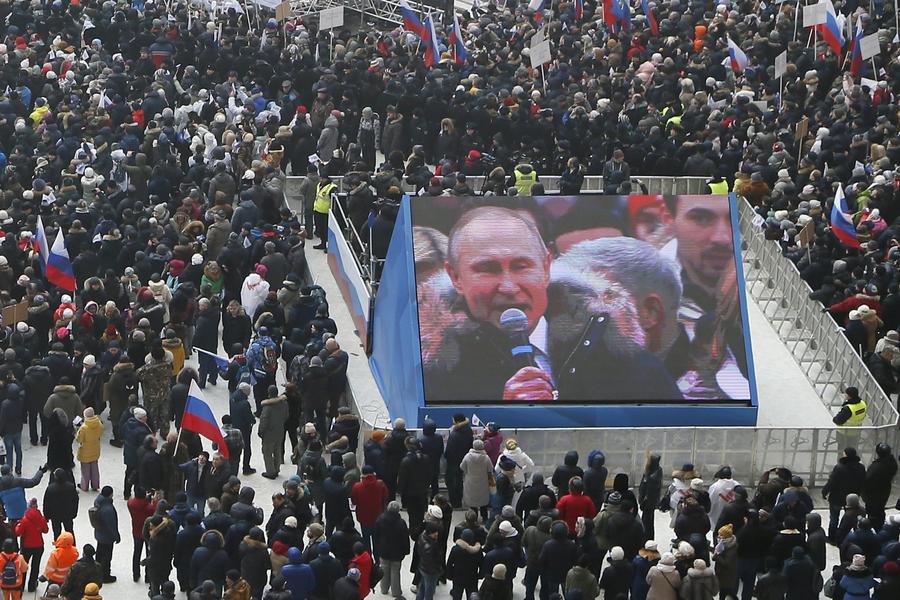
[62,308,74,319]
[644,540,659,552]
[849,310,861,321]
[242,169,256,180]
[427,505,443,520]
[499,520,516,538]
[191,253,203,266]
[858,305,872,316]
[84,167,95,178]
[15,322,28,333]
[61,294,72,303]
[134,407,148,419]
[610,546,625,561]
[83,355,96,367]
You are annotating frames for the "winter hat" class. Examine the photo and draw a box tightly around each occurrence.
[505,439,518,450]
[690,478,705,491]
[473,439,485,451]
[492,564,507,580]
[499,521,516,538]
[644,540,658,552]
[45,584,61,598]
[848,554,866,571]
[134,408,147,420]
[28,497,38,509]
[610,546,625,561]
[718,524,734,539]
[285,517,297,528]
[191,253,203,265]
[693,559,707,570]
[660,553,676,566]
[427,505,443,520]
[347,568,361,581]
[304,423,317,435]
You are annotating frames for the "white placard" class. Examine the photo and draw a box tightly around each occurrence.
[530,40,551,67]
[775,50,787,79]
[860,33,880,60]
[319,6,344,30]
[752,100,769,113]
[802,3,826,27]
[530,30,545,48]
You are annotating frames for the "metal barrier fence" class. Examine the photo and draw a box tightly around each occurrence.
[737,199,899,429]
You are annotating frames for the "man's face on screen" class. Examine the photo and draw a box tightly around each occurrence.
[447,217,551,330]
[674,197,733,289]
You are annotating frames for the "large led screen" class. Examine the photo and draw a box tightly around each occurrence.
[411,195,752,405]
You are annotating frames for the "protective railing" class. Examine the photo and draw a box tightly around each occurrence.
[737,198,899,429]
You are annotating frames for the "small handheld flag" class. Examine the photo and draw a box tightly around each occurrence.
[47,228,76,291]
[196,347,231,372]
[830,185,862,249]
[399,0,427,38]
[34,215,49,273]
[727,36,748,72]
[182,380,230,459]
[449,12,469,64]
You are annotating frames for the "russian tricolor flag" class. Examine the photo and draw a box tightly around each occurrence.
[449,13,468,64]
[182,380,230,459]
[610,0,631,29]
[529,0,545,22]
[849,20,864,78]
[37,216,76,292]
[641,0,658,34]
[423,13,441,68]
[575,0,583,20]
[830,185,861,249]
[817,0,845,58]
[399,0,427,39]
[727,36,748,72]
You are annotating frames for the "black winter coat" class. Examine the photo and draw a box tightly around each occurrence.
[863,454,898,507]
[823,455,866,508]
[444,420,473,466]
[372,510,410,561]
[239,536,271,594]
[190,531,230,589]
[43,470,79,521]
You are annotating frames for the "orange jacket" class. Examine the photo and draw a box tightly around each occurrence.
[43,532,79,583]
[0,551,27,589]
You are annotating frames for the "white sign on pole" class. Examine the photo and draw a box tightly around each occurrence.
[859,33,880,60]
[319,6,344,30]
[530,30,545,48]
[802,3,826,27]
[775,50,787,79]
[530,40,551,67]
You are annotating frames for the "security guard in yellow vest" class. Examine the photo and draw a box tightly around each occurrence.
[512,163,538,196]
[313,175,337,251]
[833,387,867,427]
[707,175,729,195]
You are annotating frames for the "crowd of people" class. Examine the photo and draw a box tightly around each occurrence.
[0,0,897,598]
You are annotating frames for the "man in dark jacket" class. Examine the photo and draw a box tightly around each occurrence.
[372,501,409,598]
[539,522,578,599]
[418,419,445,497]
[60,544,103,600]
[597,546,633,600]
[332,568,361,600]
[229,383,257,475]
[444,414,473,508]
[0,384,24,474]
[92,486,121,582]
[194,298,221,388]
[516,473,555,522]
[822,447,867,541]
[397,438,431,527]
[382,419,409,499]
[863,442,897,529]
[551,451,583,495]
[416,523,443,600]
[22,363,53,445]
[781,546,817,600]
[309,542,343,600]
[638,454,663,540]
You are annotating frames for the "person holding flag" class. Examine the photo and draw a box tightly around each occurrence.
[399,0,427,38]
[727,36,749,72]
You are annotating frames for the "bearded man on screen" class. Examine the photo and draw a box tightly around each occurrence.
[419,206,681,403]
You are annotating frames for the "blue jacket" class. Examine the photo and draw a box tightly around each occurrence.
[282,547,316,600]
[0,469,43,520]
[123,416,153,466]
[93,494,121,544]
[840,572,875,600]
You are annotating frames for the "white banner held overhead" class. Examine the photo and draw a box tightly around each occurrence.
[319,6,344,29]
[530,39,551,67]
[802,3,826,26]
[775,50,787,79]
[859,32,880,60]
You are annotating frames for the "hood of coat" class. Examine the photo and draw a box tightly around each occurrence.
[81,415,102,431]
[261,394,286,407]
[53,384,78,395]
[55,531,76,548]
[342,452,358,470]
[242,535,268,550]
[687,566,716,578]
[456,539,482,553]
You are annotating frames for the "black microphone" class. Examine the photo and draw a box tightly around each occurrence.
[499,308,535,369]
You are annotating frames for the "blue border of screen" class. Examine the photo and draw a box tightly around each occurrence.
[369,194,758,428]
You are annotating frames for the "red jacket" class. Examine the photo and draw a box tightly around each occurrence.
[15,507,48,549]
[349,551,373,598]
[556,491,596,533]
[351,475,389,527]
[127,497,158,539]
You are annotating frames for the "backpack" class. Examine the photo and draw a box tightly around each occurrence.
[88,505,102,529]
[1,553,19,588]
[261,344,278,375]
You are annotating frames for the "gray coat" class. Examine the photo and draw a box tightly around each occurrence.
[460,447,494,508]
[646,565,681,600]
[317,116,340,161]
[258,395,289,443]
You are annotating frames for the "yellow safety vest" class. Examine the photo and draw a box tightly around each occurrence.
[314,182,336,214]
[514,168,537,196]
[844,399,867,427]
[709,180,729,194]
